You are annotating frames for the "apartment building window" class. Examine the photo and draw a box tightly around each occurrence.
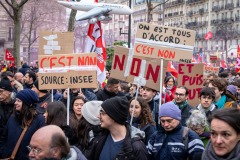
[8,27,13,41]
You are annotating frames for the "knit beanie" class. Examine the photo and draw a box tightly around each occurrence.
[34,80,48,93]
[81,101,103,125]
[0,77,13,92]
[159,102,181,121]
[16,89,39,107]
[101,96,130,125]
[227,85,237,96]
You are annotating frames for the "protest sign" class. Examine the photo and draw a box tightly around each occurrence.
[38,53,97,89]
[134,23,195,63]
[203,66,219,78]
[177,63,204,107]
[39,31,74,55]
[111,46,167,91]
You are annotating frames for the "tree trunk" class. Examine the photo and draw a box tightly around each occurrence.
[13,7,23,69]
[68,9,77,32]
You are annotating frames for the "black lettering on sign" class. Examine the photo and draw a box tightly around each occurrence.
[69,75,93,84]
[40,76,64,85]
[139,24,149,30]
[179,59,191,63]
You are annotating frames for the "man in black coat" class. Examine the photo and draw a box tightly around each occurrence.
[0,77,15,138]
[96,78,125,101]
[88,97,148,160]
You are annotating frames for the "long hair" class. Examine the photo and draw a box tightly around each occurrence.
[46,101,67,127]
[130,97,155,128]
[71,96,86,112]
[76,117,93,150]
[14,103,37,128]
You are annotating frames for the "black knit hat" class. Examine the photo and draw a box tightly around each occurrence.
[16,89,39,106]
[101,96,130,125]
[34,80,48,93]
[0,77,13,92]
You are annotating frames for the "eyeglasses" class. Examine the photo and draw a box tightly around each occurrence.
[160,119,174,124]
[99,109,106,115]
[174,92,185,97]
[27,145,42,155]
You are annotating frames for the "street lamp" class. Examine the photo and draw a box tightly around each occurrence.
[118,0,131,48]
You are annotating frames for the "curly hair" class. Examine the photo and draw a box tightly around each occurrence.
[130,97,155,128]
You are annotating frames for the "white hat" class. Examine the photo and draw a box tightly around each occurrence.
[81,101,103,125]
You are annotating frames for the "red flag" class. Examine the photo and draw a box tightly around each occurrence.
[220,60,227,68]
[166,61,178,78]
[84,0,107,84]
[204,31,213,40]
[5,49,14,61]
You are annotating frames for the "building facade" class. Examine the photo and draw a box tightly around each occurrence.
[0,0,67,64]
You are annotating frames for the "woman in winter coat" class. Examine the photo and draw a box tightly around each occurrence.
[128,97,155,145]
[44,101,77,145]
[76,101,103,157]
[202,108,240,159]
[0,89,45,160]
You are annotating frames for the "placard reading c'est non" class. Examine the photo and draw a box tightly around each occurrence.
[134,23,195,63]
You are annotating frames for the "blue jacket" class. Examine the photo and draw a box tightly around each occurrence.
[0,114,45,160]
[147,124,204,160]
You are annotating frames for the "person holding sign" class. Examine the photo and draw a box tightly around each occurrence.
[173,86,194,126]
[164,76,177,101]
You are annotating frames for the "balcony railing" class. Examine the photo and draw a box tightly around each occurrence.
[225,3,234,10]
[212,6,219,12]
[165,0,184,8]
[173,12,179,16]
[187,11,193,16]
[187,0,203,4]
[199,8,204,14]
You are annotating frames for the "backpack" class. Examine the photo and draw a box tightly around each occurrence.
[182,127,189,160]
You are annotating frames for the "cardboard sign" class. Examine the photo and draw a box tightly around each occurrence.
[134,23,195,63]
[177,63,204,107]
[203,66,219,78]
[110,46,167,91]
[38,53,97,89]
[39,31,74,55]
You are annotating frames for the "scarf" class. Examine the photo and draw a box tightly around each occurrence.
[174,100,187,109]
[214,95,226,109]
[165,85,173,93]
[197,103,216,113]
[202,141,240,160]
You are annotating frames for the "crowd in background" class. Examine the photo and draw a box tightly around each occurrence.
[0,61,240,160]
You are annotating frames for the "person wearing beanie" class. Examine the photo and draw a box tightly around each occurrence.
[87,96,148,160]
[0,89,45,160]
[32,79,52,114]
[147,102,204,160]
[76,101,103,157]
[224,85,239,108]
[0,76,16,139]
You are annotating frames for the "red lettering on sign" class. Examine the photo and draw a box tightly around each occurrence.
[186,64,194,72]
[188,88,202,100]
[158,49,175,59]
[178,63,184,74]
[130,58,141,76]
[78,56,97,66]
[50,57,57,69]
[40,57,47,69]
[59,56,65,67]
[113,54,125,70]
[66,56,73,66]
[145,64,160,83]
[135,44,154,55]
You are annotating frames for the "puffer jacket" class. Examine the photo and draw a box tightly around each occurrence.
[147,124,204,160]
[87,123,148,160]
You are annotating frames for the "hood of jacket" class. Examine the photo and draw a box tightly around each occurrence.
[22,63,30,68]
[65,146,87,160]
[130,125,145,139]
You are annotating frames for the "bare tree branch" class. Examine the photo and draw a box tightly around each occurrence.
[151,0,170,10]
[0,1,14,19]
[18,0,29,8]
[5,0,14,9]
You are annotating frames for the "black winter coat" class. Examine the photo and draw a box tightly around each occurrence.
[96,87,125,101]
[87,124,148,160]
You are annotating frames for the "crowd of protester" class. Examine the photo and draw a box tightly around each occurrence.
[0,61,240,160]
